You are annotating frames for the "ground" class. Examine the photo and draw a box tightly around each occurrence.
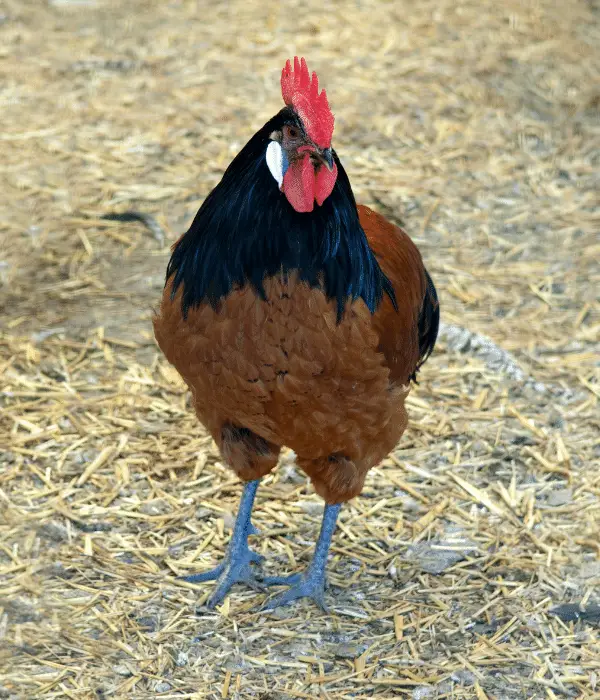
[1,0,599,698]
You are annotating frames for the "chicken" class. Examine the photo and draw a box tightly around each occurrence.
[153,57,439,610]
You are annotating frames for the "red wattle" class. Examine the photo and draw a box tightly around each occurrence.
[282,155,315,213]
[282,154,338,213]
[315,161,337,205]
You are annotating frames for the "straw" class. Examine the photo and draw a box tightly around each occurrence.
[1,0,598,697]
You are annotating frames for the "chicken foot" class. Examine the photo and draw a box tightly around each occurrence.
[263,503,341,612]
[182,479,264,608]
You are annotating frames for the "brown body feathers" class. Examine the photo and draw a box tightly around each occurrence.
[153,205,433,504]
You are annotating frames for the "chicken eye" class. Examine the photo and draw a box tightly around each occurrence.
[284,125,300,140]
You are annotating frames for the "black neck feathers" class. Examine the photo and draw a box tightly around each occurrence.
[166,108,396,320]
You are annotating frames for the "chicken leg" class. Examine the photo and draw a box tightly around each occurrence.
[182,479,264,608]
[263,503,341,611]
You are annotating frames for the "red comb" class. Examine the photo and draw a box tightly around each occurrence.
[281,57,334,149]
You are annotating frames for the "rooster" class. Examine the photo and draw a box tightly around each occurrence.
[153,57,439,610]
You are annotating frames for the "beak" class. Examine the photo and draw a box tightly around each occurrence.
[320,148,335,172]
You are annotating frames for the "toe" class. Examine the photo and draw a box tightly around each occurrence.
[249,550,264,565]
[181,563,224,583]
[179,544,262,587]
[262,588,297,610]
[311,589,329,613]
[262,580,329,612]
[206,564,265,608]
[259,572,302,587]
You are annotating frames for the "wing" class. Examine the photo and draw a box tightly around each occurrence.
[412,268,440,381]
[358,205,439,385]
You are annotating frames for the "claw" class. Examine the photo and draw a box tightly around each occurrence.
[207,564,264,609]
[182,544,265,608]
[263,574,329,612]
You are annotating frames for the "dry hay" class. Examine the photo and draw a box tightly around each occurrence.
[1,0,599,698]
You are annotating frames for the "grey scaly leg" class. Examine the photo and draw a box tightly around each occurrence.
[182,479,263,608]
[263,503,341,611]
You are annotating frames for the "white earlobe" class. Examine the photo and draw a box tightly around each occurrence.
[266,141,284,188]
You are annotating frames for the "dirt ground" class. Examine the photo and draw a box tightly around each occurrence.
[1,0,599,698]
